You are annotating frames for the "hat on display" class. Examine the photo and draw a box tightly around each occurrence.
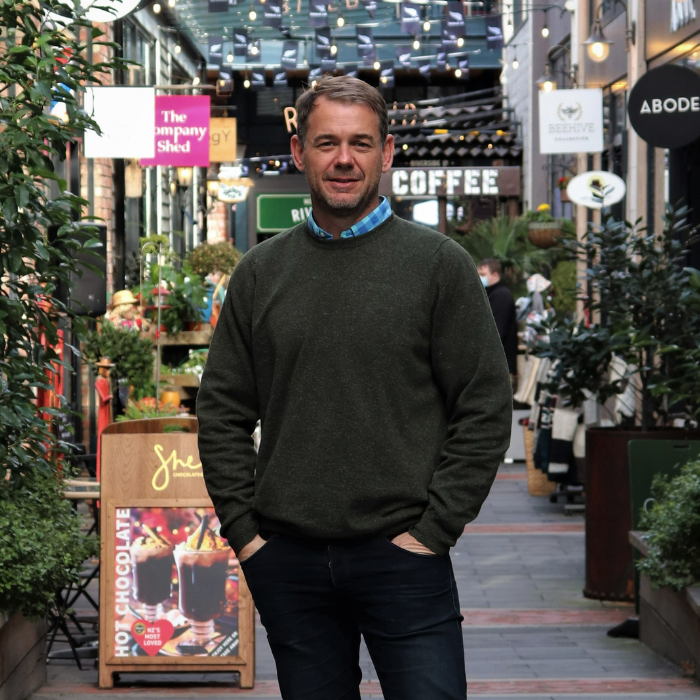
[111,289,138,307]
[96,357,115,368]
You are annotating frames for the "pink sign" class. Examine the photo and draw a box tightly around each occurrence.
[141,95,210,167]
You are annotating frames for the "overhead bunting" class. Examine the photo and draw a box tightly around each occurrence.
[437,47,447,71]
[446,1,466,35]
[208,0,227,13]
[357,26,374,57]
[485,15,504,51]
[457,55,469,79]
[273,68,288,88]
[315,27,331,57]
[396,46,412,67]
[442,21,458,53]
[361,0,376,19]
[281,40,299,69]
[400,2,421,36]
[246,39,261,62]
[233,28,248,57]
[417,57,431,78]
[321,55,337,72]
[263,0,282,28]
[309,66,323,83]
[379,60,395,87]
[209,35,223,66]
[344,63,358,78]
[251,66,266,90]
[362,47,377,66]
[217,68,233,95]
[308,0,328,28]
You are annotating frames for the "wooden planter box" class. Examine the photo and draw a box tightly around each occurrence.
[528,222,561,249]
[631,533,700,679]
[0,613,46,700]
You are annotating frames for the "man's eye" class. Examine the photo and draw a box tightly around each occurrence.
[356,142,370,149]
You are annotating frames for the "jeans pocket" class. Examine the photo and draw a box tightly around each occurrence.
[239,534,277,568]
[382,536,444,559]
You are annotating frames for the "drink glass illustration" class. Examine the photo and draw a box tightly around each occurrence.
[130,534,174,622]
[174,546,230,645]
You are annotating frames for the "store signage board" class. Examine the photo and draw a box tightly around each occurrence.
[380,167,521,198]
[209,118,237,163]
[538,89,604,155]
[628,65,700,149]
[141,96,210,167]
[47,0,142,26]
[84,87,155,159]
[257,194,312,232]
[566,171,626,210]
[98,427,254,689]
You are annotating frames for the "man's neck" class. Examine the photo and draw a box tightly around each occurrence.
[311,196,380,240]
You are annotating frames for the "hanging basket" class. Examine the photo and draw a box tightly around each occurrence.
[560,189,570,203]
[528,222,562,249]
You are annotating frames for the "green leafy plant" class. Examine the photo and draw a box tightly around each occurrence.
[83,321,155,399]
[0,1,124,617]
[550,260,577,315]
[186,241,242,279]
[637,459,700,591]
[116,397,179,421]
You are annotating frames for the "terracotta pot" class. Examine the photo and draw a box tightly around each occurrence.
[560,189,570,202]
[528,222,561,249]
[185,321,202,332]
[160,391,181,408]
[584,427,700,602]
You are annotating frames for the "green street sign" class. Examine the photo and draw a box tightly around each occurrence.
[256,194,312,233]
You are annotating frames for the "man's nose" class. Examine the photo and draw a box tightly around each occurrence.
[334,143,354,166]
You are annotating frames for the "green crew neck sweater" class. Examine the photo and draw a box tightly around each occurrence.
[197,214,512,556]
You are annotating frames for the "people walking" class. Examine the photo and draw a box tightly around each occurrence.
[197,75,512,700]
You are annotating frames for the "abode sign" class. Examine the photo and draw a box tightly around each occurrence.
[628,65,700,149]
[381,166,521,198]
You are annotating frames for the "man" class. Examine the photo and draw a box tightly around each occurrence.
[197,76,512,700]
[477,258,518,378]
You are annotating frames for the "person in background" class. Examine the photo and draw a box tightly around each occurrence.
[198,76,512,700]
[477,258,518,382]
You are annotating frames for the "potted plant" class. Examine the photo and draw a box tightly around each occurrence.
[527,204,563,249]
[530,206,700,601]
[0,2,123,693]
[558,176,571,202]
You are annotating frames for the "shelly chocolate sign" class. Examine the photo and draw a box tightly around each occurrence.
[628,64,700,149]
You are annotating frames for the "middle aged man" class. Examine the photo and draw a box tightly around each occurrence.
[197,76,512,700]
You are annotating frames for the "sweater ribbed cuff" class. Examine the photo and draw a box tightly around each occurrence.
[222,513,259,557]
[409,515,454,556]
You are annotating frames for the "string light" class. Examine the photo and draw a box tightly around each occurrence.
[244,78,251,87]
[249,7,257,19]
[153,2,161,12]
[413,38,420,50]
[402,143,408,150]
[175,43,181,53]
[337,13,345,27]
[227,52,233,62]
[457,37,464,47]
[250,44,259,55]
[423,20,430,32]
[168,0,175,7]
[373,60,380,69]
[455,68,462,77]
[193,76,200,85]
[330,44,337,55]
[542,24,549,38]
[512,56,519,69]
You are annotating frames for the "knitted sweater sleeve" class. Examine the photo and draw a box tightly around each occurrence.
[197,253,260,555]
[409,239,513,554]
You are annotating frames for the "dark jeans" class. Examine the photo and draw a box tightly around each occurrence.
[240,534,466,700]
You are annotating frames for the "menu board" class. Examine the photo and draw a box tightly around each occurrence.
[99,423,255,689]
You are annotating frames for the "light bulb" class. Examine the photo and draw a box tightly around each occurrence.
[373,60,380,70]
[542,26,549,38]
[330,44,337,55]
[543,80,555,92]
[413,39,420,49]
[423,20,430,32]
[457,37,464,47]
[455,68,462,77]
[337,15,345,27]
[251,44,259,55]
[402,143,408,150]
[512,58,519,69]
[175,43,181,53]
[153,2,161,12]
[311,79,317,87]
[381,75,387,83]
[227,52,233,62]
[249,8,256,19]
[193,76,200,85]
[220,79,225,86]
[244,78,251,87]
[589,41,608,61]
[168,0,175,7]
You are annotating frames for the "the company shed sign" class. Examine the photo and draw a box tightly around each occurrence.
[628,65,700,149]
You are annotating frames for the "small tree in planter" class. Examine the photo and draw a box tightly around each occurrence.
[0,3,123,617]
[186,241,242,280]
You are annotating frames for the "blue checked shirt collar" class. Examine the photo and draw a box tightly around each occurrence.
[307,196,392,240]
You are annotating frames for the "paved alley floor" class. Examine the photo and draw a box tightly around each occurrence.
[34,463,700,699]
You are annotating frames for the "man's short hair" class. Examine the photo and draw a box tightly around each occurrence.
[294,75,389,148]
[478,258,502,276]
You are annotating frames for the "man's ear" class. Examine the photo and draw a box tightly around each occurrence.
[381,134,395,174]
[290,134,305,172]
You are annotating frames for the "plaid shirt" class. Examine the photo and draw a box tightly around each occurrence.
[307,196,392,240]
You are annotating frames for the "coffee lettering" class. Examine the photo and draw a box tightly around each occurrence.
[428,169,445,195]
[392,170,409,196]
[409,170,427,195]
[446,169,462,195]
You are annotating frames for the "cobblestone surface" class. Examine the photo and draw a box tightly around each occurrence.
[34,465,700,699]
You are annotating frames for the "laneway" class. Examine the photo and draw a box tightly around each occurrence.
[35,463,700,699]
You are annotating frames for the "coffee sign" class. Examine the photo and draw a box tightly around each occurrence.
[628,65,700,149]
[381,167,521,198]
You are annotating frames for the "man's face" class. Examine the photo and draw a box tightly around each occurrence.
[290,96,394,219]
[478,266,500,287]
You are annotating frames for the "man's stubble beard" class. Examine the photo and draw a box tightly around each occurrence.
[304,157,383,220]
